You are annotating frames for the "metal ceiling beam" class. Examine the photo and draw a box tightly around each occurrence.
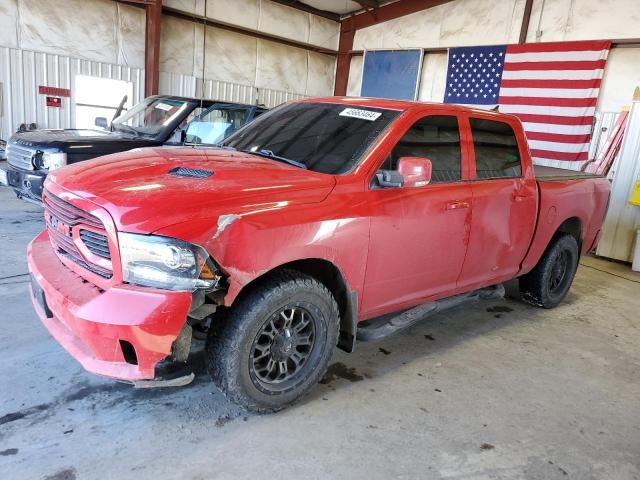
[334,0,455,95]
[269,1,340,22]
[163,6,338,55]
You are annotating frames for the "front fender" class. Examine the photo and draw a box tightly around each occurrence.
[153,204,371,307]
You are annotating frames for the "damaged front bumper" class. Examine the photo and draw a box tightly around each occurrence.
[28,230,195,382]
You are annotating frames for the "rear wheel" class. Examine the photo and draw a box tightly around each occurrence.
[206,270,339,412]
[519,234,579,308]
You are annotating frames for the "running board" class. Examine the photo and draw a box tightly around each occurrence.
[356,284,505,342]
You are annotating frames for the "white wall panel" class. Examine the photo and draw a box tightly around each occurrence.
[207,0,260,30]
[202,27,258,86]
[255,40,308,93]
[0,47,143,141]
[117,4,146,68]
[598,48,640,113]
[0,0,18,49]
[346,56,363,96]
[526,0,640,43]
[258,1,310,45]
[417,52,448,103]
[306,52,336,97]
[354,0,525,50]
[18,0,119,64]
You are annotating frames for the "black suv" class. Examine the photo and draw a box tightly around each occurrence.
[0,95,267,202]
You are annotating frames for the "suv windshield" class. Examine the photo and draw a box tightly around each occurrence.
[184,104,253,145]
[112,97,190,137]
[222,102,400,174]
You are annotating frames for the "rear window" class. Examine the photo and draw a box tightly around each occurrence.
[470,118,521,179]
[223,103,400,174]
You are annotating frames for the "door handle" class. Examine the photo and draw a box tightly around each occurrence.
[512,192,530,203]
[446,200,470,210]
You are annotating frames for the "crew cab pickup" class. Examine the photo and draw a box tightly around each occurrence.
[27,97,610,412]
[1,95,266,202]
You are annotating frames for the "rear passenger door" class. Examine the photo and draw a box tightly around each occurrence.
[456,114,537,291]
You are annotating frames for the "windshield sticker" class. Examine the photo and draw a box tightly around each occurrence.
[339,108,382,121]
[155,103,175,111]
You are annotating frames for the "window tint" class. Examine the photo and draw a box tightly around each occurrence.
[470,118,521,179]
[224,103,399,174]
[388,115,461,183]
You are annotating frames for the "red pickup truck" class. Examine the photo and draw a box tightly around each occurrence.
[28,97,610,412]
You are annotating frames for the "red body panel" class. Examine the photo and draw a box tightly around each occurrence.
[27,97,611,381]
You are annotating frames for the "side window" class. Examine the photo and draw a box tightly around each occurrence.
[387,115,462,183]
[470,118,521,179]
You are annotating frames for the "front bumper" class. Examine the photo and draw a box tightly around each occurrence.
[27,230,193,381]
[4,164,46,202]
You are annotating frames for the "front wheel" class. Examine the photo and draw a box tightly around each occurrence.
[206,270,339,412]
[519,234,579,308]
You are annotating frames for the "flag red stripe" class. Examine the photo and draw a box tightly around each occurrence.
[530,149,589,161]
[510,113,595,126]
[506,40,612,54]
[525,131,593,144]
[500,79,602,89]
[499,96,598,107]
[503,59,607,71]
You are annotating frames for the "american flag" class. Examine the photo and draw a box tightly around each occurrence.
[444,40,612,163]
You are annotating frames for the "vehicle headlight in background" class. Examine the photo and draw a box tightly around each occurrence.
[119,233,220,291]
[34,152,67,170]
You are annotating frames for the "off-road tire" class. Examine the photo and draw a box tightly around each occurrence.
[206,269,339,413]
[519,233,579,308]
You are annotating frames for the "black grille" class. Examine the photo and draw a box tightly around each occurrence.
[57,250,112,279]
[79,230,111,260]
[168,166,213,178]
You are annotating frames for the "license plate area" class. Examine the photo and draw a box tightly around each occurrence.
[31,274,53,318]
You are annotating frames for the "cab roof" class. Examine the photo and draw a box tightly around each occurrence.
[298,96,514,120]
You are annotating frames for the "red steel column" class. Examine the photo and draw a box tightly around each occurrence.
[145,0,162,97]
[334,18,356,96]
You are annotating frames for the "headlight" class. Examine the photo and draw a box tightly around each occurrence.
[118,233,219,291]
[34,152,67,170]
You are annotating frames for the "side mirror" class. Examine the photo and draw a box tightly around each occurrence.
[397,156,432,187]
[375,170,404,188]
[95,117,108,129]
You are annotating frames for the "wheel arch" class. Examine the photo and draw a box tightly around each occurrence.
[555,216,583,249]
[227,258,358,354]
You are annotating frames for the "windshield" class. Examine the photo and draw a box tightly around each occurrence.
[184,104,253,145]
[112,97,191,137]
[222,102,400,174]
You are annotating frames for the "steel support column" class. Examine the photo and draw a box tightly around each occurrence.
[145,0,162,97]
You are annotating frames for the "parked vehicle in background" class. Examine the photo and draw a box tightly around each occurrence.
[0,95,267,202]
[27,97,610,412]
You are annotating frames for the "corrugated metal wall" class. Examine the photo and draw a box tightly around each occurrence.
[159,71,307,108]
[0,47,308,142]
[0,46,144,141]
[596,93,640,262]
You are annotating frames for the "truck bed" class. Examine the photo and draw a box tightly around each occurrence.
[534,165,600,181]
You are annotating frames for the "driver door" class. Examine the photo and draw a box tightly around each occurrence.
[361,113,473,319]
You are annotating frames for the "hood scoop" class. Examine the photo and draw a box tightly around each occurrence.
[168,166,214,178]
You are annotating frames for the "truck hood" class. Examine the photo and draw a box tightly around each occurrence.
[12,129,156,154]
[48,146,336,233]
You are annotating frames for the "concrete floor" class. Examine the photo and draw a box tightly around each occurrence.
[1,184,639,480]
